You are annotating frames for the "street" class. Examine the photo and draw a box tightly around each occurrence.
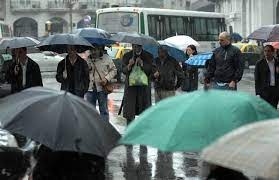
[38,58,256,180]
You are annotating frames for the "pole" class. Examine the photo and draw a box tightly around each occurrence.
[69,3,73,33]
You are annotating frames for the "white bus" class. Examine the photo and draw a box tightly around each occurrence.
[0,21,12,39]
[96,7,226,52]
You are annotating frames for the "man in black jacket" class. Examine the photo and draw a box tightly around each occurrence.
[153,46,184,103]
[9,47,43,93]
[255,45,279,108]
[205,32,243,90]
[56,45,89,98]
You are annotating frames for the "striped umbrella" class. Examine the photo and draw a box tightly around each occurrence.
[185,52,213,66]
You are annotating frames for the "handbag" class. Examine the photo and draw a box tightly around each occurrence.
[93,62,114,94]
[129,65,148,86]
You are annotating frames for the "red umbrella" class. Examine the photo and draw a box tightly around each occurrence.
[271,42,279,49]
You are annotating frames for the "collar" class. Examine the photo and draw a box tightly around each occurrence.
[266,58,275,64]
[20,57,28,66]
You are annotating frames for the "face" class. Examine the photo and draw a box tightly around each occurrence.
[67,45,77,56]
[264,46,274,60]
[186,47,194,56]
[219,35,230,47]
[132,44,142,55]
[14,48,27,61]
[158,48,167,59]
[91,47,102,59]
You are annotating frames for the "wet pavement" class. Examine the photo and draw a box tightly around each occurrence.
[37,58,256,180]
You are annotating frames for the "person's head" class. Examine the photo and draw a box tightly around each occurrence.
[14,47,27,63]
[91,45,104,59]
[186,45,197,56]
[132,44,143,56]
[264,45,275,61]
[67,45,77,56]
[158,46,168,59]
[219,32,231,47]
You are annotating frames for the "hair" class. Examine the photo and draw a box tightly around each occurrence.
[219,31,231,41]
[264,44,275,52]
[187,44,198,55]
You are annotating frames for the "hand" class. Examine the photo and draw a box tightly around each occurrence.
[100,79,108,86]
[229,81,236,88]
[154,71,160,79]
[63,70,67,79]
[136,57,143,66]
[14,65,19,75]
[128,58,135,71]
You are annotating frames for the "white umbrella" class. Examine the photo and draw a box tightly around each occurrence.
[201,119,279,179]
[164,35,199,51]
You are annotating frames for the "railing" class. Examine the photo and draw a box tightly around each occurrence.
[10,0,41,10]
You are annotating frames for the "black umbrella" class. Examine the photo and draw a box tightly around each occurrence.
[110,32,159,46]
[0,37,40,50]
[74,28,115,45]
[37,34,93,53]
[0,87,120,157]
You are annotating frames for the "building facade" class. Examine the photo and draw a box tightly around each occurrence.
[164,0,191,10]
[210,0,279,37]
[0,0,5,21]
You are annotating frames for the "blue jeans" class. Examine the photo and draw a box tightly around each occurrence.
[213,82,237,91]
[85,91,109,121]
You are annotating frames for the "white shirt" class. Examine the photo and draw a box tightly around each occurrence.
[266,59,275,86]
[20,58,28,87]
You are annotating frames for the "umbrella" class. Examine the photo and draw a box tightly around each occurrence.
[248,24,279,42]
[110,32,158,46]
[271,42,279,49]
[185,52,213,67]
[201,119,279,179]
[120,90,279,152]
[0,37,40,50]
[74,28,115,45]
[0,87,120,157]
[37,34,93,53]
[143,40,187,62]
[164,35,199,51]
[231,32,243,42]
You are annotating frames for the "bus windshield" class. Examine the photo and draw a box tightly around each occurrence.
[98,12,139,34]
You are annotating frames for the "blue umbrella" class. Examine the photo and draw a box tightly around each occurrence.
[185,52,213,66]
[74,28,115,45]
[231,32,243,42]
[143,40,187,62]
[248,24,279,42]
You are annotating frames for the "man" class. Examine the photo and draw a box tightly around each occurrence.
[255,45,279,108]
[153,46,184,103]
[205,32,243,90]
[122,44,153,123]
[56,45,89,98]
[85,45,117,121]
[9,47,42,93]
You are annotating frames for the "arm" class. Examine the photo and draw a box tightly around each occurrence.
[34,63,43,86]
[204,53,216,83]
[122,53,132,75]
[56,60,65,83]
[174,61,185,89]
[141,54,154,76]
[254,61,261,96]
[83,61,89,93]
[233,49,244,82]
[104,58,117,82]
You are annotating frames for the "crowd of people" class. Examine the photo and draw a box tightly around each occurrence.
[0,30,278,179]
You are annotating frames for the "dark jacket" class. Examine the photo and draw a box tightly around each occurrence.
[255,58,279,96]
[205,44,244,83]
[56,55,89,97]
[122,50,153,121]
[153,55,184,90]
[182,60,199,92]
[9,58,43,93]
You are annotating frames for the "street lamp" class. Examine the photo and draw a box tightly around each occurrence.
[63,0,79,33]
[46,20,52,36]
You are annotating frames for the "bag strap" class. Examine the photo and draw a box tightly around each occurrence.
[92,61,103,81]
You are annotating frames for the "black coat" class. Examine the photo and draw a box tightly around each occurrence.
[122,50,153,121]
[254,58,279,96]
[153,56,184,90]
[56,55,89,97]
[9,58,43,93]
[205,44,244,83]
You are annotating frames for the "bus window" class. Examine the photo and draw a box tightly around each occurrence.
[177,17,184,35]
[148,15,158,39]
[170,17,177,37]
[165,16,171,39]
[183,17,192,37]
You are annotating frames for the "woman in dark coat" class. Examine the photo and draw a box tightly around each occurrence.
[122,44,153,124]
[181,45,199,92]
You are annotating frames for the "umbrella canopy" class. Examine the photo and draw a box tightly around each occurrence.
[248,24,279,42]
[0,37,40,49]
[120,90,279,152]
[231,32,243,42]
[164,35,199,51]
[0,87,120,157]
[201,119,279,179]
[185,52,213,67]
[74,28,115,45]
[143,40,187,62]
[37,34,93,53]
[110,32,158,46]
[271,42,279,49]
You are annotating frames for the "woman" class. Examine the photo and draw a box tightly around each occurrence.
[181,45,199,92]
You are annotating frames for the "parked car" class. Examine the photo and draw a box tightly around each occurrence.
[106,46,132,83]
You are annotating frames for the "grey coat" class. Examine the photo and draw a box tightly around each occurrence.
[122,50,153,121]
